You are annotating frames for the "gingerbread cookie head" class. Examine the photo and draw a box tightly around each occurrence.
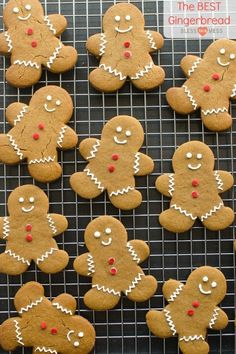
[204,39,236,73]
[3,0,44,27]
[84,215,128,251]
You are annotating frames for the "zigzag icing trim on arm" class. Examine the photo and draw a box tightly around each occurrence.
[92,283,121,296]
[214,171,224,191]
[13,105,28,126]
[5,249,30,265]
[14,319,24,345]
[47,42,62,68]
[84,168,105,192]
[109,186,134,197]
[87,253,95,275]
[127,242,140,263]
[86,139,100,159]
[99,63,126,80]
[13,60,40,69]
[209,307,220,329]
[200,202,223,221]
[201,107,228,116]
[3,217,10,239]
[29,156,56,165]
[168,174,175,196]
[124,272,144,295]
[57,126,67,147]
[171,204,197,220]
[36,248,58,264]
[19,296,43,314]
[4,31,13,52]
[164,309,177,335]
[230,84,236,97]
[188,58,201,76]
[134,152,140,174]
[131,62,153,80]
[167,283,184,302]
[44,16,56,34]
[52,302,73,315]
[47,214,57,235]
[35,347,57,354]
[7,134,24,160]
[183,85,197,110]
[146,30,157,50]
[179,334,205,342]
[99,33,107,56]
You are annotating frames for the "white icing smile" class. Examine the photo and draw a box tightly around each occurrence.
[18,13,31,21]
[44,104,56,113]
[114,136,127,145]
[199,283,212,295]
[217,57,230,67]
[188,163,201,170]
[101,237,112,246]
[21,206,35,213]
[115,26,133,33]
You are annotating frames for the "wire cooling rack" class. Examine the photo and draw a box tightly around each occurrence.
[0,0,235,353]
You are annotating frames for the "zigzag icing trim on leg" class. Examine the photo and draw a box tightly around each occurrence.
[99,63,126,80]
[57,126,67,147]
[14,319,24,345]
[28,156,56,164]
[146,30,157,50]
[13,105,28,126]
[52,302,73,315]
[36,248,58,265]
[131,62,153,80]
[92,283,121,296]
[19,297,43,314]
[47,214,57,235]
[5,249,30,265]
[171,204,197,220]
[87,253,95,275]
[44,16,56,34]
[109,186,134,197]
[124,272,144,295]
[127,242,140,263]
[133,152,140,174]
[188,58,201,76]
[7,134,24,160]
[84,168,105,192]
[3,217,10,239]
[179,334,205,342]
[168,174,175,196]
[13,60,40,69]
[164,309,177,335]
[201,107,228,116]
[183,85,197,110]
[209,307,220,328]
[230,84,236,97]
[214,171,224,191]
[47,42,62,68]
[200,202,223,221]
[35,347,57,354]
[4,31,13,52]
[99,33,107,56]
[167,283,184,302]
[86,139,100,159]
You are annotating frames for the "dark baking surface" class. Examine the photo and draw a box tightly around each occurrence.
[0,0,235,353]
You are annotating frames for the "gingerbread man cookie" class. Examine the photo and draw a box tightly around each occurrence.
[70,115,154,210]
[166,39,236,131]
[0,86,78,183]
[86,3,165,92]
[156,141,234,233]
[73,216,157,310]
[0,185,69,275]
[0,0,77,88]
[146,266,228,354]
[0,281,96,353]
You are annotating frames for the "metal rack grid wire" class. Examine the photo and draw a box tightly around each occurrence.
[0,0,235,353]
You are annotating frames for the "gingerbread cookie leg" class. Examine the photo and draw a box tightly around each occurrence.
[46,44,77,73]
[70,171,104,199]
[166,87,198,114]
[0,134,23,164]
[159,208,195,233]
[27,159,62,183]
[89,67,126,93]
[201,206,234,231]
[131,64,165,91]
[0,317,22,351]
[108,188,142,210]
[124,274,157,302]
[201,106,232,132]
[6,64,42,88]
[0,251,29,275]
[146,310,173,337]
[34,248,69,274]
[179,339,209,354]
[84,287,121,311]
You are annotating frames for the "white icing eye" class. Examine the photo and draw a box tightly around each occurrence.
[19,197,24,203]
[230,53,235,60]
[126,130,131,137]
[125,15,131,21]
[196,153,202,160]
[186,152,192,159]
[47,95,52,101]
[13,7,19,14]
[116,126,122,133]
[115,15,121,22]
[25,4,31,10]
[78,332,84,338]
[56,100,61,106]
[94,231,101,238]
[105,228,111,235]
[211,281,217,288]
[220,48,225,55]
[203,276,208,282]
[74,341,79,347]
[29,197,34,203]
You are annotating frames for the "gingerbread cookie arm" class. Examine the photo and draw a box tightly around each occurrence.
[44,14,67,36]
[79,138,101,159]
[214,170,234,193]
[57,125,78,150]
[0,317,23,351]
[134,153,154,176]
[208,306,228,330]
[52,293,77,315]
[46,213,68,237]
[14,281,44,313]
[180,55,202,77]
[73,252,94,277]
[162,279,184,302]
[127,240,150,263]
[6,103,29,126]
[0,31,12,55]
[146,30,164,52]
[155,173,174,197]
[86,33,104,57]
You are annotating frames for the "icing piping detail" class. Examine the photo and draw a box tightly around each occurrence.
[188,58,201,76]
[92,283,121,296]
[5,249,30,265]
[57,126,67,147]
[87,253,95,275]
[109,186,134,197]
[87,139,100,159]
[4,31,13,52]
[200,202,223,221]
[209,307,220,329]
[164,309,177,335]
[36,248,58,264]
[146,30,157,50]
[134,152,140,174]
[179,335,205,342]
[99,33,107,56]
[28,156,56,165]
[3,217,10,239]
[168,174,175,196]
[13,105,28,126]
[201,107,228,116]
[35,347,57,354]
[125,272,144,295]
[14,319,24,345]
[127,242,140,263]
[44,16,56,34]
[52,302,72,315]
[47,214,57,235]
[171,204,197,220]
[183,85,197,110]
[168,283,184,302]
[13,60,40,69]
[7,134,24,160]
[230,84,236,98]
[214,171,224,191]
[99,63,126,81]
[84,168,105,192]
[47,42,62,68]
[131,62,153,80]
[19,297,43,314]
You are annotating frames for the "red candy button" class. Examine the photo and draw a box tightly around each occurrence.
[108,165,115,173]
[112,154,119,161]
[27,28,33,35]
[212,73,220,80]
[51,328,58,335]
[192,300,200,308]
[187,309,194,316]
[203,84,211,92]
[38,122,45,130]
[26,234,32,242]
[25,224,32,232]
[124,41,130,48]
[31,41,37,48]
[110,267,117,275]
[192,179,199,187]
[33,133,40,140]
[40,322,47,330]
[124,51,132,59]
[108,257,115,265]
[192,191,199,198]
